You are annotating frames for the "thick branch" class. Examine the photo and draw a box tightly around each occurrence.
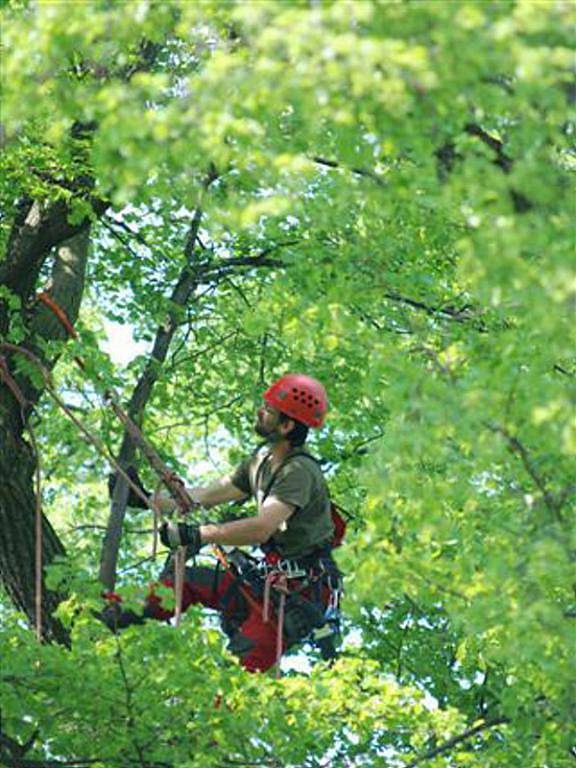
[99,207,204,588]
[1,198,106,304]
[2,231,91,428]
[33,230,90,341]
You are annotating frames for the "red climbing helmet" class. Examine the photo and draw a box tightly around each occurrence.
[264,374,328,428]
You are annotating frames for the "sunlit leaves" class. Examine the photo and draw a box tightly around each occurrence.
[2,1,575,766]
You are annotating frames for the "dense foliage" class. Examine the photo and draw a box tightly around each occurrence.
[1,1,574,767]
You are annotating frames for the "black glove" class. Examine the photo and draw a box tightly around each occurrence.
[160,521,202,554]
[108,466,150,509]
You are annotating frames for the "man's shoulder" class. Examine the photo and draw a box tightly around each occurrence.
[281,451,323,476]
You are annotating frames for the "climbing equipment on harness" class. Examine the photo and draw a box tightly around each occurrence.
[262,452,345,657]
[263,374,328,428]
[220,545,343,671]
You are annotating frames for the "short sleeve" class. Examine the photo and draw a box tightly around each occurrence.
[267,459,313,510]
[230,457,252,495]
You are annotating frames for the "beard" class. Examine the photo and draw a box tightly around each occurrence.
[254,418,282,443]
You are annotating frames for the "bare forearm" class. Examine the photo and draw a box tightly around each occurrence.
[200,517,270,547]
[154,477,246,513]
[191,486,222,509]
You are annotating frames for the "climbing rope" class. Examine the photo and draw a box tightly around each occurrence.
[0,341,189,634]
[4,292,311,650]
[37,292,193,624]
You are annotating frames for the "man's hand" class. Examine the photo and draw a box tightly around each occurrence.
[159,521,202,554]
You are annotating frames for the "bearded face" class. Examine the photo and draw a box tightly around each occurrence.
[255,403,284,442]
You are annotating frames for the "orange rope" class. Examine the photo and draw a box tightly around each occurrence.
[37,291,78,338]
[212,545,276,622]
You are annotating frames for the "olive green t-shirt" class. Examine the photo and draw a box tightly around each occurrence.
[231,447,333,559]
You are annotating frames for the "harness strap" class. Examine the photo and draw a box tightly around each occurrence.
[212,545,271,621]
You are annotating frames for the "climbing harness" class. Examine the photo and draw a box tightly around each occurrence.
[218,545,342,674]
[214,450,346,673]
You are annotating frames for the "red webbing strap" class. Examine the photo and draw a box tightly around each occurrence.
[212,546,270,618]
[37,291,78,339]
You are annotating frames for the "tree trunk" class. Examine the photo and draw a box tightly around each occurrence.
[0,396,68,643]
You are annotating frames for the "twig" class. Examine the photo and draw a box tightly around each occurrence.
[100,219,144,262]
[554,364,574,377]
[465,122,513,173]
[487,423,563,522]
[405,716,508,767]
[311,156,386,186]
[383,291,479,324]
[103,216,156,255]
[118,555,159,575]
[70,525,154,536]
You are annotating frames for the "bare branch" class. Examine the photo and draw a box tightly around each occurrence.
[383,291,482,325]
[487,423,564,522]
[99,205,205,589]
[405,716,508,767]
[311,156,386,186]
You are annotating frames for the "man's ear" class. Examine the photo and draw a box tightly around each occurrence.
[279,418,295,437]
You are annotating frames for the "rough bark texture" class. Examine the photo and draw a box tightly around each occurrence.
[0,416,68,643]
[0,38,160,636]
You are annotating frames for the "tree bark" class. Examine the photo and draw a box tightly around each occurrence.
[0,415,68,643]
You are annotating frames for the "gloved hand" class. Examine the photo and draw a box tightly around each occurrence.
[160,521,202,554]
[108,466,150,509]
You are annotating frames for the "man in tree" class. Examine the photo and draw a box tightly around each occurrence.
[108,374,342,673]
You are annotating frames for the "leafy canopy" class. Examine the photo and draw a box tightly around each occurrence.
[1,1,574,767]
